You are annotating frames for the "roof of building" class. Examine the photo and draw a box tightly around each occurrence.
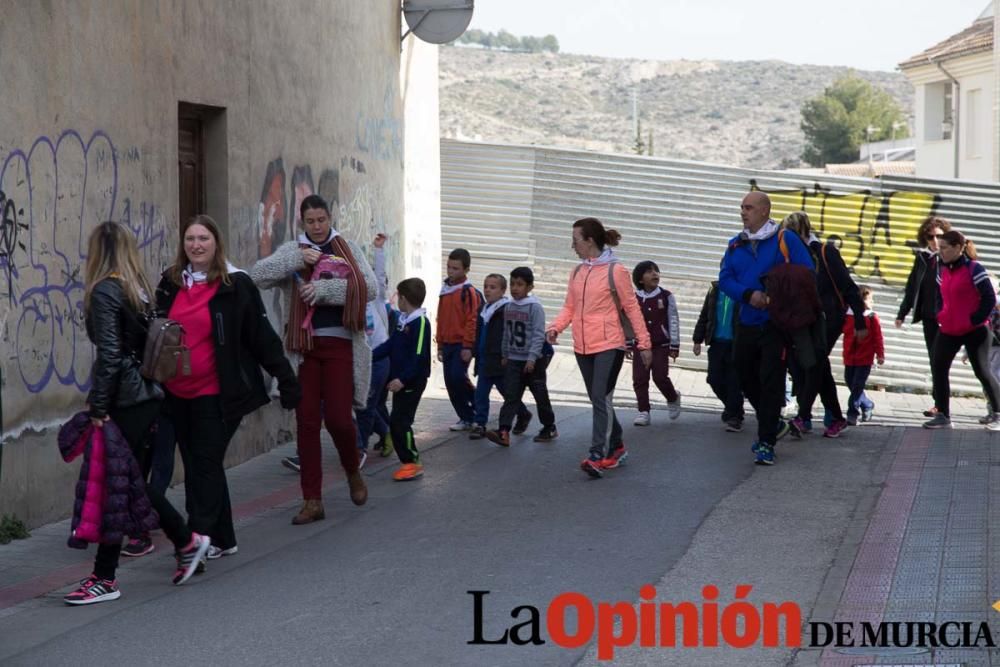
[823,162,916,177]
[899,16,993,70]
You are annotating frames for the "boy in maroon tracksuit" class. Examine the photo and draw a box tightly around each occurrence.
[631,261,681,426]
[842,286,884,425]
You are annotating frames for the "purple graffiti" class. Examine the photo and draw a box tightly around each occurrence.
[0,130,165,394]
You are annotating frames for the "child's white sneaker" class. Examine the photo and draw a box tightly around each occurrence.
[633,411,651,426]
[668,392,682,420]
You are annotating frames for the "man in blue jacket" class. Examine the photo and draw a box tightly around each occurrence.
[719,191,814,465]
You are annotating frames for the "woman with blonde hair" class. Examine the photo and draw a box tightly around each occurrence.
[156,215,299,558]
[66,222,210,605]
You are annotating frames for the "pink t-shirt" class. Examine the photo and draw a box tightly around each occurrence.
[165,282,221,399]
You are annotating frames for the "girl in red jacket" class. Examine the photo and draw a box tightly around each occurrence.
[842,286,884,425]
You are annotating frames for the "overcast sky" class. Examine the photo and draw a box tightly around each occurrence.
[469,0,992,71]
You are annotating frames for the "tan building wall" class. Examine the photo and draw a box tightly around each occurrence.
[906,52,996,181]
[0,1,424,527]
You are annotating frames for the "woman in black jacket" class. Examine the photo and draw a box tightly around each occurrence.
[782,212,867,438]
[66,222,210,606]
[896,216,952,417]
[156,215,300,560]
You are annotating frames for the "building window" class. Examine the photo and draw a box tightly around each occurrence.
[967,88,981,158]
[924,81,954,141]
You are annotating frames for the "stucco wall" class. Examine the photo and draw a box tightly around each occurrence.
[0,0,410,527]
[401,36,442,324]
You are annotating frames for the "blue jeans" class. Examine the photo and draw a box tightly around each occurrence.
[844,365,874,418]
[356,357,390,451]
[474,373,529,427]
[442,343,474,423]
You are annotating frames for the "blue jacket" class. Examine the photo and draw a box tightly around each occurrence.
[719,224,814,326]
[373,313,432,389]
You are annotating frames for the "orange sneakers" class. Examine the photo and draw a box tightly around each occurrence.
[599,444,628,469]
[392,463,424,481]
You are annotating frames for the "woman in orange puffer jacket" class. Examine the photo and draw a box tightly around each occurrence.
[547,217,652,479]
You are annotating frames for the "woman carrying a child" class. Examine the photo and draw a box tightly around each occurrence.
[547,217,652,479]
[250,195,377,525]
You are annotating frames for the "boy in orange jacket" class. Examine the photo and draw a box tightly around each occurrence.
[842,286,884,425]
[437,248,483,430]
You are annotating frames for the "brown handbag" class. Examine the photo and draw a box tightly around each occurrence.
[140,318,192,383]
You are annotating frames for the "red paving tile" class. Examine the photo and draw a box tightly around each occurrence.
[819,428,932,666]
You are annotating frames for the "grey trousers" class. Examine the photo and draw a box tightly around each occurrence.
[576,349,626,458]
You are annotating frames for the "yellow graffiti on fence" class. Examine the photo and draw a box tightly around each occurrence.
[752,181,940,287]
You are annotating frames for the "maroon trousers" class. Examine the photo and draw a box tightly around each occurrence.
[632,346,678,412]
[296,337,360,500]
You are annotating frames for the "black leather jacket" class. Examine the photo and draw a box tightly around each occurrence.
[86,278,163,419]
[897,250,938,324]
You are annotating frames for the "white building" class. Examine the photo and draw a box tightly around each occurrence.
[899,4,997,181]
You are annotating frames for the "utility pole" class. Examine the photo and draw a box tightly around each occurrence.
[632,86,639,143]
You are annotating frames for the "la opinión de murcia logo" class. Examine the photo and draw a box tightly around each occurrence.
[468,587,998,661]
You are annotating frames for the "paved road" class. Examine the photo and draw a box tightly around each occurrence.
[0,394,903,666]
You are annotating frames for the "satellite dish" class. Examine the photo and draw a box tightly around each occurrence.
[402,0,474,44]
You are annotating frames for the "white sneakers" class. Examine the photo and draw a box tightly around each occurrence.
[635,394,682,426]
[206,545,239,560]
[668,392,682,420]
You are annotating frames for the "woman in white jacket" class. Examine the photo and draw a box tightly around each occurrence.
[250,194,377,525]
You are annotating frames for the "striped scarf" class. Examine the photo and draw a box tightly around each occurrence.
[286,233,368,352]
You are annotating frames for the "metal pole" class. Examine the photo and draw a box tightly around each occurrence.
[935,60,961,178]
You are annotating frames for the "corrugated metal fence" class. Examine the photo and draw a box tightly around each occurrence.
[441,139,1000,395]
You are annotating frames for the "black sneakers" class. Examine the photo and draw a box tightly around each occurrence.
[122,534,154,557]
[533,426,558,442]
[512,411,533,435]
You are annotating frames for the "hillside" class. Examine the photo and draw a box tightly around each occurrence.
[439,46,914,169]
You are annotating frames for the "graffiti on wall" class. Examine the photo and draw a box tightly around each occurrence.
[750,180,940,287]
[355,84,402,163]
[0,131,166,419]
[255,155,396,325]
[257,156,388,260]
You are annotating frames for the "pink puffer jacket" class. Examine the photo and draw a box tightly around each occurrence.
[549,261,652,355]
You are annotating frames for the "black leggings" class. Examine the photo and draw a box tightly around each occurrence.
[931,326,1000,416]
[94,400,193,580]
[795,320,843,422]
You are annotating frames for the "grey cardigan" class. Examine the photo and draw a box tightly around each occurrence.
[249,238,377,409]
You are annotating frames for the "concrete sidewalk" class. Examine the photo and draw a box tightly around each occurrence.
[3,350,1000,665]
